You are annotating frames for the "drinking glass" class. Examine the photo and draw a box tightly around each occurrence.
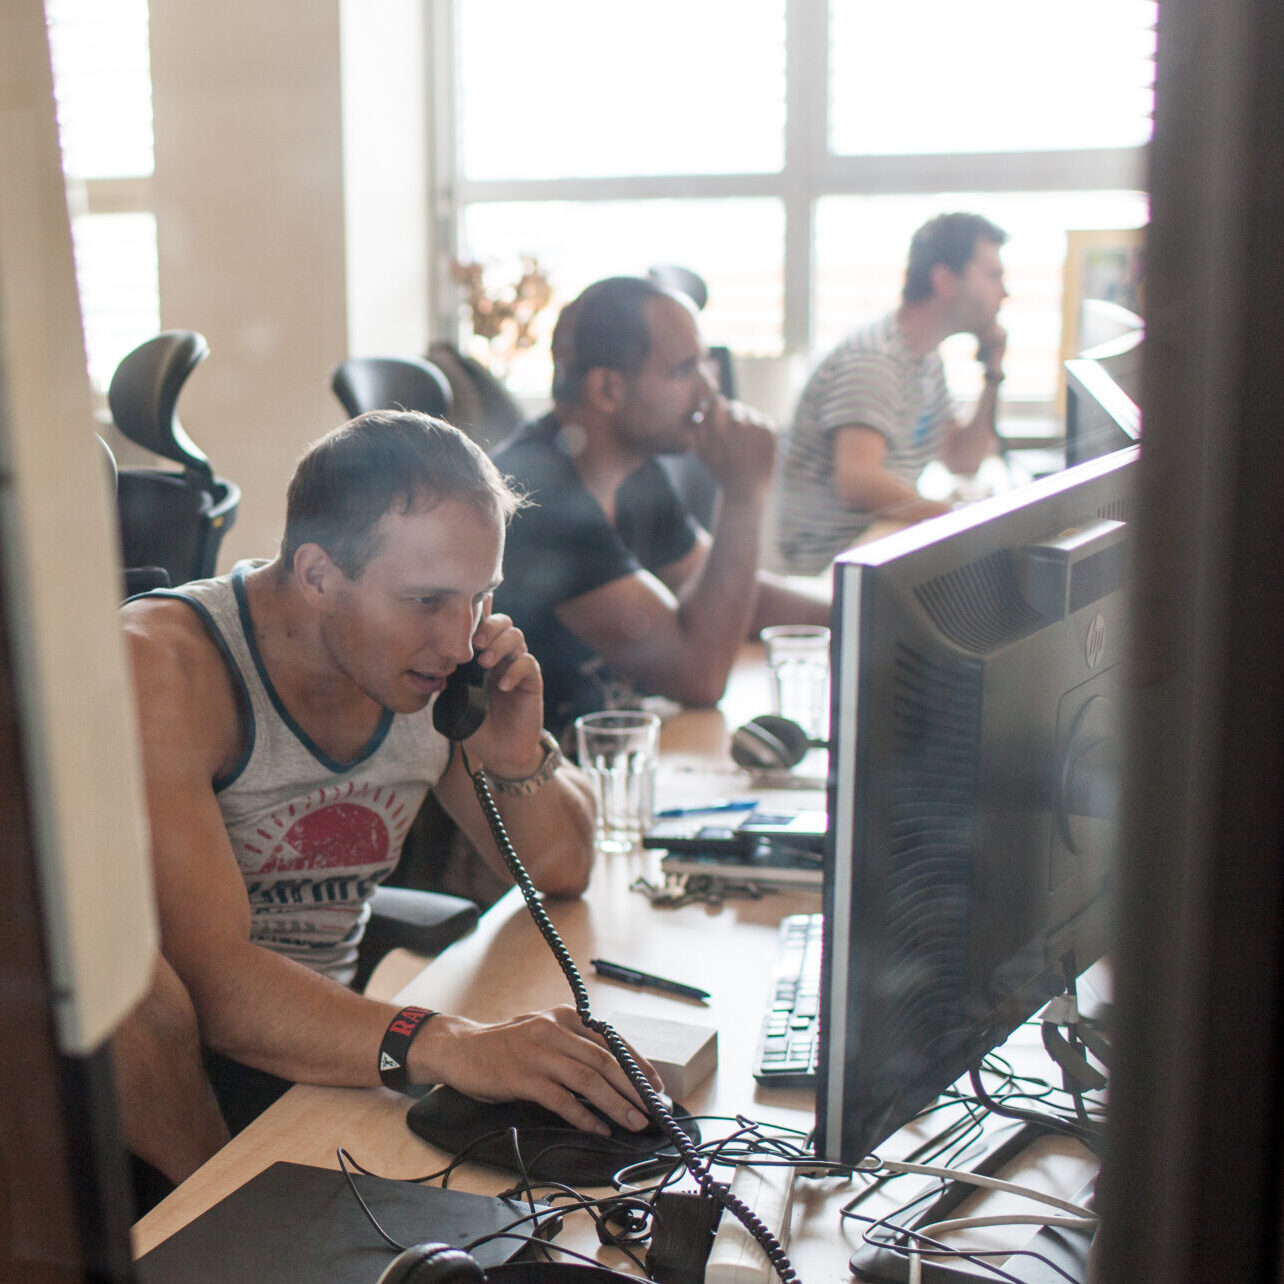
[760,625,831,742]
[574,711,661,854]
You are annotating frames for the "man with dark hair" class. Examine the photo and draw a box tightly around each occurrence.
[117,411,655,1189]
[774,212,1009,573]
[491,276,829,738]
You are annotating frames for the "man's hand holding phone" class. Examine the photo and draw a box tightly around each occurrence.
[458,609,550,779]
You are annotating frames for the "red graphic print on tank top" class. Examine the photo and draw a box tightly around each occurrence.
[239,780,413,873]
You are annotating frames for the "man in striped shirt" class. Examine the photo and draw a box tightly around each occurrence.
[774,212,1009,574]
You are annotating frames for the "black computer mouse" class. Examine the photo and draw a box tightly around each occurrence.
[406,1085,698,1186]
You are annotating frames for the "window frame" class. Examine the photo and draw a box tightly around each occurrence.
[430,0,1149,419]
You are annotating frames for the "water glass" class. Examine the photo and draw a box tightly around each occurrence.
[760,625,831,743]
[574,710,661,854]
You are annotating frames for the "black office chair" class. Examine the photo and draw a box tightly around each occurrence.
[96,434,169,597]
[648,263,710,312]
[109,331,240,591]
[330,355,454,421]
[426,341,526,452]
[354,884,479,995]
[646,264,736,397]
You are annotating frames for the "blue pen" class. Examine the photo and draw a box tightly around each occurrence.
[654,799,758,819]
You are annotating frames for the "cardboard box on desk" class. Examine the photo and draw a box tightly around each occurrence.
[608,1010,718,1099]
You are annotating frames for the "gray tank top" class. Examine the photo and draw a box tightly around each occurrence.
[158,562,451,984]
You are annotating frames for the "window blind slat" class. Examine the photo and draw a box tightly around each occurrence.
[46,0,158,393]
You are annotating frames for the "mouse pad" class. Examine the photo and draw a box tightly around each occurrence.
[406,1087,702,1187]
[135,1161,552,1283]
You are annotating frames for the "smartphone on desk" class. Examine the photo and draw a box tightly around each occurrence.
[643,808,826,856]
[659,840,824,888]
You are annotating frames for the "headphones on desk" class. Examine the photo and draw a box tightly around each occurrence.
[730,714,824,772]
[378,1244,637,1284]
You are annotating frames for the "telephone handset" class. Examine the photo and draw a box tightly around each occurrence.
[432,657,493,742]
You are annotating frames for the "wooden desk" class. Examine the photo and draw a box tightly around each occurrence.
[131,861,831,1262]
[132,652,1096,1280]
[132,650,841,1268]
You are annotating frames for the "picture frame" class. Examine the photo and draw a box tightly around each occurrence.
[1061,226,1147,362]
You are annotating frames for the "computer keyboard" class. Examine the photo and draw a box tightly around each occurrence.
[752,912,823,1088]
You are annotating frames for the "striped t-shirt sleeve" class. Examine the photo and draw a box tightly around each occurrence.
[773,313,956,574]
[816,347,902,442]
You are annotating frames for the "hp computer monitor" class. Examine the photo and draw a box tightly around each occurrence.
[816,447,1136,1167]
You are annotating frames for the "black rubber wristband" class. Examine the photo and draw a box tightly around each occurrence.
[378,1006,438,1093]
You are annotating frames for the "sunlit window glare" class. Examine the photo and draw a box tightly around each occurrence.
[452,1,1156,421]
[46,0,158,394]
[46,0,154,180]
[830,1,1157,156]
[69,213,161,394]
[458,1,786,181]
[461,200,786,398]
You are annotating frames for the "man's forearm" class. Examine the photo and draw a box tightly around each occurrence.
[173,926,653,1136]
[749,573,831,637]
[482,766,595,896]
[177,938,406,1087]
[838,466,951,525]
[671,488,769,704]
[942,380,1000,475]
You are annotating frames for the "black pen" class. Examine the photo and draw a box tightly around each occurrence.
[590,958,710,1002]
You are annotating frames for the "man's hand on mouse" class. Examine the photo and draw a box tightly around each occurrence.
[409,1005,664,1136]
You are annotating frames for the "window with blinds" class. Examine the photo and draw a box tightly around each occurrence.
[45,0,158,392]
[830,1,1157,157]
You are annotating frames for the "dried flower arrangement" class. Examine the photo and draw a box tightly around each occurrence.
[451,255,554,359]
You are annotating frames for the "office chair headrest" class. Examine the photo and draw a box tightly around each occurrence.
[330,355,454,421]
[647,264,709,312]
[107,330,213,476]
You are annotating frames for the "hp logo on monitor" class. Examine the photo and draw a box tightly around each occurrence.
[1085,612,1107,669]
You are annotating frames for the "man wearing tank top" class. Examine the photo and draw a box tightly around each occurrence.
[114,412,658,1195]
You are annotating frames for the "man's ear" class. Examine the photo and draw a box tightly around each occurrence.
[582,366,626,414]
[293,543,340,606]
[929,261,960,302]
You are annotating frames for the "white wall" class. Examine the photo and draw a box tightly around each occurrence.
[149,1,431,568]
[340,0,432,360]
